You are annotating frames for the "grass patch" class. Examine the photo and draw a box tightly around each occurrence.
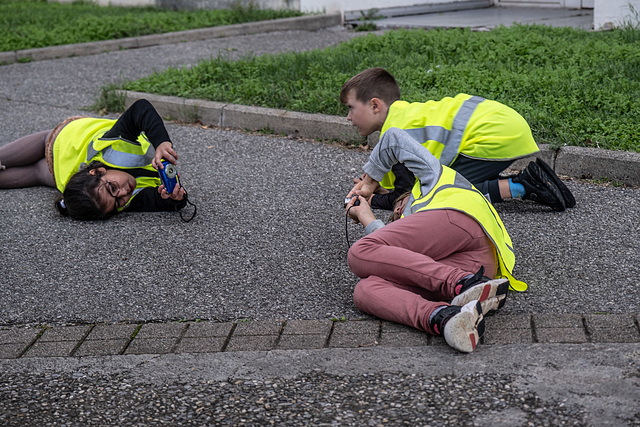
[121,25,640,152]
[0,0,302,52]
[91,84,126,115]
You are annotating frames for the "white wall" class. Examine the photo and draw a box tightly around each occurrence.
[594,0,640,29]
[299,0,461,14]
[306,0,597,14]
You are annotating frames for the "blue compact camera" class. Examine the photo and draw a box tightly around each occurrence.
[158,161,180,194]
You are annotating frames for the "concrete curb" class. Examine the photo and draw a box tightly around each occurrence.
[123,91,640,186]
[123,90,362,144]
[0,13,342,65]
[1,313,638,359]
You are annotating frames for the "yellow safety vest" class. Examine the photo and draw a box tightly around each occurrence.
[406,165,527,291]
[52,117,161,211]
[379,95,539,190]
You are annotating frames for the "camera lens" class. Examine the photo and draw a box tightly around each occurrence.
[165,164,177,178]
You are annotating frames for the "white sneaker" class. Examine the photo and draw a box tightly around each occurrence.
[430,300,485,353]
[443,300,485,353]
[452,274,509,315]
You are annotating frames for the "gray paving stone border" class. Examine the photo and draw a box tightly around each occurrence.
[1,313,638,359]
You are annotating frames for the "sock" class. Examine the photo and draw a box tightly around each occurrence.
[454,274,473,295]
[509,178,526,198]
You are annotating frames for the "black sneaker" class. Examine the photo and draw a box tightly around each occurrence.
[429,301,485,353]
[451,266,509,315]
[535,158,576,208]
[512,161,566,211]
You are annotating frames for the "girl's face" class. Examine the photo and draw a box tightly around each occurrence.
[90,168,137,213]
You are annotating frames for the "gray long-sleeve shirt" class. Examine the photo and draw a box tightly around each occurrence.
[362,127,444,235]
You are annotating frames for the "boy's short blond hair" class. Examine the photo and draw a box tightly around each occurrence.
[340,67,401,105]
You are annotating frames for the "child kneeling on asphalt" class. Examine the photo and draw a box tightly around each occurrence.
[341,67,575,212]
[345,127,525,353]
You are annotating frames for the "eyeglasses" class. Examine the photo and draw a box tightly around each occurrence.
[101,178,124,210]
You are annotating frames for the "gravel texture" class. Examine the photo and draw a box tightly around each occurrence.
[0,371,590,426]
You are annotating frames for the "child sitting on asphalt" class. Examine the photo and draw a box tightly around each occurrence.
[345,127,521,353]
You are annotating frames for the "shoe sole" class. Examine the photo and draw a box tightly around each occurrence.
[535,158,576,208]
[444,300,484,353]
[451,278,509,314]
[528,162,566,211]
[480,295,507,315]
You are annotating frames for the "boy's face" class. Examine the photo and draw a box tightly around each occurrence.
[344,90,385,137]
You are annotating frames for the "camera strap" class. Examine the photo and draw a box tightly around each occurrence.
[179,189,197,223]
[345,205,356,248]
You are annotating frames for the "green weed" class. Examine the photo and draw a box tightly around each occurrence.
[591,177,626,187]
[355,8,383,32]
[91,84,126,114]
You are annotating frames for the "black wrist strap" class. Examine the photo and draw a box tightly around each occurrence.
[345,205,356,249]
[178,189,197,223]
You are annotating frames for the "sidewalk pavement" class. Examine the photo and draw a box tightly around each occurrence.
[2,313,639,359]
[1,9,639,426]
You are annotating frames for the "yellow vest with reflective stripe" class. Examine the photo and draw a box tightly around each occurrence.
[380,95,539,190]
[407,165,527,291]
[52,117,161,211]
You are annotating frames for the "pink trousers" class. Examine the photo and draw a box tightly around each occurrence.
[348,209,498,335]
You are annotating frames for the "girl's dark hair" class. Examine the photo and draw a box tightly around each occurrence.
[387,192,412,223]
[55,161,116,221]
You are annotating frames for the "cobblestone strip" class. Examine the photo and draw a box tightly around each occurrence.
[1,313,638,359]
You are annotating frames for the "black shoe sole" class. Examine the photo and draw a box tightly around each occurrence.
[526,162,566,211]
[536,158,576,208]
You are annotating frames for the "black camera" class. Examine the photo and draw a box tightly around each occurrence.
[344,196,361,208]
[158,161,180,193]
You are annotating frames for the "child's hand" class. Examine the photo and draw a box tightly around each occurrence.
[346,179,365,200]
[347,173,379,202]
[158,181,185,201]
[356,173,379,198]
[153,141,178,170]
[345,195,376,226]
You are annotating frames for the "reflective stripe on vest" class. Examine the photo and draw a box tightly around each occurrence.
[401,96,485,166]
[86,136,155,168]
[410,171,474,213]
